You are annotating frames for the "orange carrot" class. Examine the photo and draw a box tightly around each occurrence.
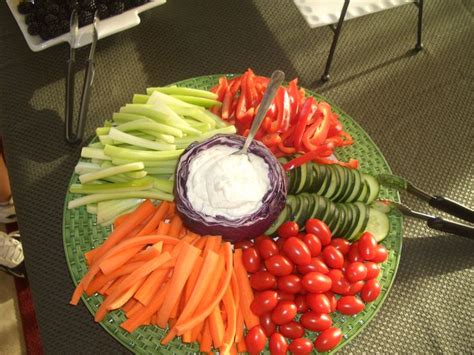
[209,304,225,348]
[233,249,259,329]
[167,202,176,217]
[237,340,247,353]
[104,275,127,296]
[107,277,145,310]
[168,215,183,238]
[156,221,171,235]
[98,279,115,295]
[122,299,137,313]
[128,246,161,263]
[91,200,156,263]
[221,285,237,354]
[136,201,169,237]
[199,320,213,352]
[126,301,145,319]
[230,344,237,355]
[134,268,170,306]
[84,248,99,266]
[235,309,244,344]
[156,242,201,328]
[114,212,131,228]
[175,242,233,335]
[95,251,172,322]
[99,245,143,275]
[193,237,207,250]
[204,236,222,253]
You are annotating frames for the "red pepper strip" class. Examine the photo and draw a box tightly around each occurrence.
[261,133,282,147]
[235,108,254,133]
[221,78,241,120]
[215,77,229,101]
[299,88,306,100]
[314,157,359,169]
[246,72,258,107]
[269,88,290,133]
[287,79,300,124]
[283,143,334,171]
[292,97,316,152]
[302,102,331,151]
[277,142,296,154]
[262,116,272,132]
[327,122,343,138]
[236,72,249,120]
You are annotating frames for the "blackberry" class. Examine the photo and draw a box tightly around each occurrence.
[60,20,70,33]
[46,3,60,15]
[27,22,40,36]
[81,0,98,12]
[58,7,70,20]
[78,10,94,27]
[97,3,110,19]
[17,2,34,14]
[39,23,52,40]
[36,7,47,22]
[25,13,37,25]
[109,1,125,15]
[44,14,59,25]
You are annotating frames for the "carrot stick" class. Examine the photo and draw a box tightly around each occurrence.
[92,200,156,263]
[99,245,143,275]
[161,328,177,345]
[204,236,222,253]
[122,299,137,313]
[156,242,201,328]
[84,248,99,266]
[199,320,212,353]
[167,202,176,217]
[233,249,259,329]
[168,215,183,238]
[107,277,145,310]
[209,304,225,348]
[237,340,247,353]
[114,212,131,228]
[230,344,237,355]
[134,268,170,306]
[231,270,240,316]
[169,293,182,320]
[175,242,233,335]
[104,275,127,296]
[126,301,145,319]
[136,201,169,237]
[128,246,161,263]
[192,237,207,250]
[95,252,172,322]
[221,285,237,354]
[99,279,115,296]
[235,309,244,344]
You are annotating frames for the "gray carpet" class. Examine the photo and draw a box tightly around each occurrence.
[0,0,473,353]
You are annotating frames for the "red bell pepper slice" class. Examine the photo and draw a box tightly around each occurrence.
[287,79,300,124]
[221,78,241,120]
[314,157,359,169]
[246,71,258,107]
[277,142,296,154]
[302,102,331,151]
[236,72,249,120]
[269,88,290,133]
[292,97,317,152]
[282,142,335,171]
[262,133,282,147]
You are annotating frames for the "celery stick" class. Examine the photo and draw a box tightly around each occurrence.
[146,166,176,175]
[152,178,174,194]
[97,199,143,225]
[147,86,218,100]
[145,90,194,108]
[117,118,183,137]
[111,158,177,168]
[170,106,216,128]
[203,109,229,128]
[86,205,98,214]
[79,162,144,184]
[124,170,148,179]
[75,162,101,175]
[69,178,153,194]
[174,126,237,149]
[128,132,157,141]
[99,135,115,145]
[132,94,150,104]
[96,126,111,136]
[146,95,197,130]
[171,95,222,108]
[108,127,176,151]
[81,147,112,161]
[104,144,184,161]
[154,133,175,144]
[87,142,105,149]
[184,119,212,131]
[112,112,146,123]
[68,191,174,209]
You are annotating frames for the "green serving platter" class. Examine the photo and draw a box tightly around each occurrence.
[63,74,402,354]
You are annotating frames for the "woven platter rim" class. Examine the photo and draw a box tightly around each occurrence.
[63,74,402,354]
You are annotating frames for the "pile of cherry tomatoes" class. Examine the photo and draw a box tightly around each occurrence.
[235,218,388,354]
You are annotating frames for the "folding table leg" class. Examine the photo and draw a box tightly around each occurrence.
[321,0,351,82]
[415,0,424,51]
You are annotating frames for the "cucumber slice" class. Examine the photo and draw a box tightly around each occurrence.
[316,164,330,195]
[322,165,339,199]
[337,166,355,202]
[266,205,289,235]
[346,169,363,202]
[332,204,346,236]
[363,174,380,204]
[365,208,390,242]
[337,203,353,237]
[348,202,369,241]
[295,163,308,194]
[332,165,348,202]
[293,195,306,228]
[358,180,369,203]
[311,194,327,221]
[288,167,299,195]
[286,195,298,221]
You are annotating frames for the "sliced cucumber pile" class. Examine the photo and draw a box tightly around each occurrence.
[266,193,390,242]
[280,158,380,204]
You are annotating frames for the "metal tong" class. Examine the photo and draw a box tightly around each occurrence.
[65,10,99,144]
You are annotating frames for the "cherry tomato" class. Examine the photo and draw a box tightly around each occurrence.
[345,262,368,282]
[336,295,365,315]
[372,245,388,263]
[322,245,344,269]
[301,272,332,293]
[347,280,365,295]
[242,247,262,273]
[278,221,299,239]
[245,325,267,355]
[341,259,350,272]
[288,338,313,355]
[259,313,276,337]
[361,279,381,302]
[265,255,294,276]
[250,271,277,291]
[300,311,332,332]
[358,232,377,260]
[314,327,342,352]
[276,290,296,302]
[365,262,381,280]
[279,321,305,339]
[234,240,254,250]
[348,242,364,262]
[269,333,288,355]
[294,294,309,313]
[297,256,329,274]
[330,238,351,255]
[277,274,302,294]
[325,291,337,312]
[301,233,322,257]
[250,290,278,316]
[328,269,351,295]
[305,219,332,246]
[306,293,331,313]
[258,238,279,260]
[271,301,297,325]
[275,237,285,250]
[283,237,312,266]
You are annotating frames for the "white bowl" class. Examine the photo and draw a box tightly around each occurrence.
[7,0,166,52]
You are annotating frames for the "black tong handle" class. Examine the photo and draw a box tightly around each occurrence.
[429,196,474,224]
[427,217,474,239]
[65,58,78,144]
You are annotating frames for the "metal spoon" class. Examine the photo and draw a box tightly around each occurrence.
[233,70,285,155]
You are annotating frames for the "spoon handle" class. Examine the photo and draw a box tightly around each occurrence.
[241,70,285,154]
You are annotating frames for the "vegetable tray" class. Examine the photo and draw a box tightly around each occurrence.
[63,74,402,354]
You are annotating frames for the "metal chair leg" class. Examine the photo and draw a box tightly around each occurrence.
[415,0,424,51]
[321,0,350,82]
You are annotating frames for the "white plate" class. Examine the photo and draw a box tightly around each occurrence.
[7,0,166,52]
[293,0,412,28]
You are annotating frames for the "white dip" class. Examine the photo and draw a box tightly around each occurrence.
[186,145,270,219]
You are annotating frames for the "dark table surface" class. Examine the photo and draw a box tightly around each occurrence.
[1,0,473,353]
